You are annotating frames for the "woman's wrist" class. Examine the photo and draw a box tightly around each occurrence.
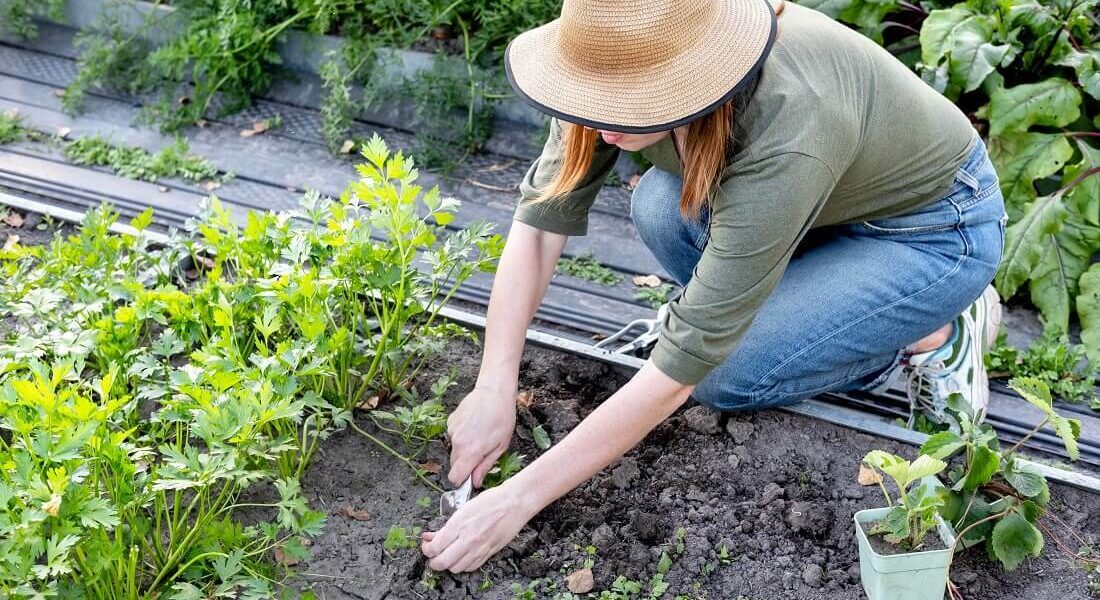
[473,377,518,401]
[500,472,549,519]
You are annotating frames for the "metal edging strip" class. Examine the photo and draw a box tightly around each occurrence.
[4,190,1100,495]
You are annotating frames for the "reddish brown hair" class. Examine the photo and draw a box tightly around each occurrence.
[535,102,736,220]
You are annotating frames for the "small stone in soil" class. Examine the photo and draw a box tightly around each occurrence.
[727,453,741,469]
[726,420,756,444]
[803,563,824,587]
[591,523,616,553]
[683,405,722,435]
[565,568,594,594]
[758,482,785,506]
[784,501,835,538]
[610,457,641,489]
[629,510,661,542]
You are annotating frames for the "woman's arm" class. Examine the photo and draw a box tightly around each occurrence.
[422,360,694,572]
[445,220,568,487]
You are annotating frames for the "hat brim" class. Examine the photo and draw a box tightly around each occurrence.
[505,0,778,134]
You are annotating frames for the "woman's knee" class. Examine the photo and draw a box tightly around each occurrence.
[630,168,684,244]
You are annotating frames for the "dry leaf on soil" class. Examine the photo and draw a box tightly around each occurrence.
[339,139,356,154]
[632,274,662,288]
[418,461,442,474]
[339,505,371,521]
[565,568,594,594]
[857,464,883,486]
[355,395,380,411]
[2,212,23,228]
[3,235,20,251]
[273,546,299,566]
[516,390,535,408]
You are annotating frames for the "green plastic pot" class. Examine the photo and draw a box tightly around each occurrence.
[853,506,957,600]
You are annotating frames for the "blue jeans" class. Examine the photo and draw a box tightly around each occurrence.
[631,137,1007,410]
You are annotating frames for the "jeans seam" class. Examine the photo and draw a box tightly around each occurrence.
[750,251,967,395]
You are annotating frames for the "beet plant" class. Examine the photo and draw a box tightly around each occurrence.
[861,451,949,550]
[919,377,1082,570]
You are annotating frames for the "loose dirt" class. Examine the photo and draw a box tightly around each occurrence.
[294,338,1100,600]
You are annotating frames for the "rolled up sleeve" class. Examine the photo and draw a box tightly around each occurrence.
[514,118,621,237]
[650,152,838,385]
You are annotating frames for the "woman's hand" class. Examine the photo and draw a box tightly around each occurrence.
[421,482,534,573]
[446,385,516,486]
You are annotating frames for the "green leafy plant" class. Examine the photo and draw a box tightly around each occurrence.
[482,451,525,488]
[635,283,676,309]
[557,253,624,286]
[383,525,421,553]
[801,0,1100,357]
[0,132,500,595]
[64,135,225,184]
[986,331,1099,407]
[0,0,63,39]
[920,378,1082,569]
[0,110,27,144]
[861,450,949,550]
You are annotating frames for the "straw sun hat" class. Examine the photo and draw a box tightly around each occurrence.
[505,0,779,134]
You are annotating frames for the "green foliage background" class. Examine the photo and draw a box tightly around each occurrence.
[800,0,1100,360]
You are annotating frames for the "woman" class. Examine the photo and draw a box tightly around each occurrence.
[421,0,1007,573]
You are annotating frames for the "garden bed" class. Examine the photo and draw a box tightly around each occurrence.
[294,338,1100,600]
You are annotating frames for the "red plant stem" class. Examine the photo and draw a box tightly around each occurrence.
[1065,131,1100,139]
[1056,166,1100,195]
[899,0,928,16]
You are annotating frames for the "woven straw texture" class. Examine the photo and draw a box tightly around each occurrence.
[507,0,776,131]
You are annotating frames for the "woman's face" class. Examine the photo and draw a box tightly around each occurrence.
[597,129,671,151]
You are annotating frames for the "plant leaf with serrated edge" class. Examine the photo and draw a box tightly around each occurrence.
[907,455,947,484]
[986,78,1082,136]
[989,132,1074,212]
[1079,264,1100,364]
[1002,458,1048,498]
[991,512,1043,570]
[920,431,966,460]
[961,445,999,491]
[995,190,1069,299]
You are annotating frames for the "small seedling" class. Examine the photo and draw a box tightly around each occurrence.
[511,579,541,600]
[480,577,493,592]
[416,496,432,509]
[383,525,421,553]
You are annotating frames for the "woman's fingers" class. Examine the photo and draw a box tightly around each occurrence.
[472,443,505,488]
[421,525,458,558]
[447,448,481,486]
[427,536,470,571]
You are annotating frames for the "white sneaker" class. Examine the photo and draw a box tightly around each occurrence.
[904,285,1002,424]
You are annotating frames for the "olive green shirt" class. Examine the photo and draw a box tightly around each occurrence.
[513,3,978,385]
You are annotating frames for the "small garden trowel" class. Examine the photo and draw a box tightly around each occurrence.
[439,476,473,517]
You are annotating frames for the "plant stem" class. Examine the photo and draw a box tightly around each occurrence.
[1005,416,1050,457]
[350,420,443,493]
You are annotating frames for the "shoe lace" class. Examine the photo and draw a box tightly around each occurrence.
[904,359,949,427]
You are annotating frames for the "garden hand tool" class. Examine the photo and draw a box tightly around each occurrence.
[594,302,669,355]
[439,475,473,518]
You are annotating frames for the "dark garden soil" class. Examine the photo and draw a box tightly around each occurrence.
[0,209,75,247]
[293,338,1100,600]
